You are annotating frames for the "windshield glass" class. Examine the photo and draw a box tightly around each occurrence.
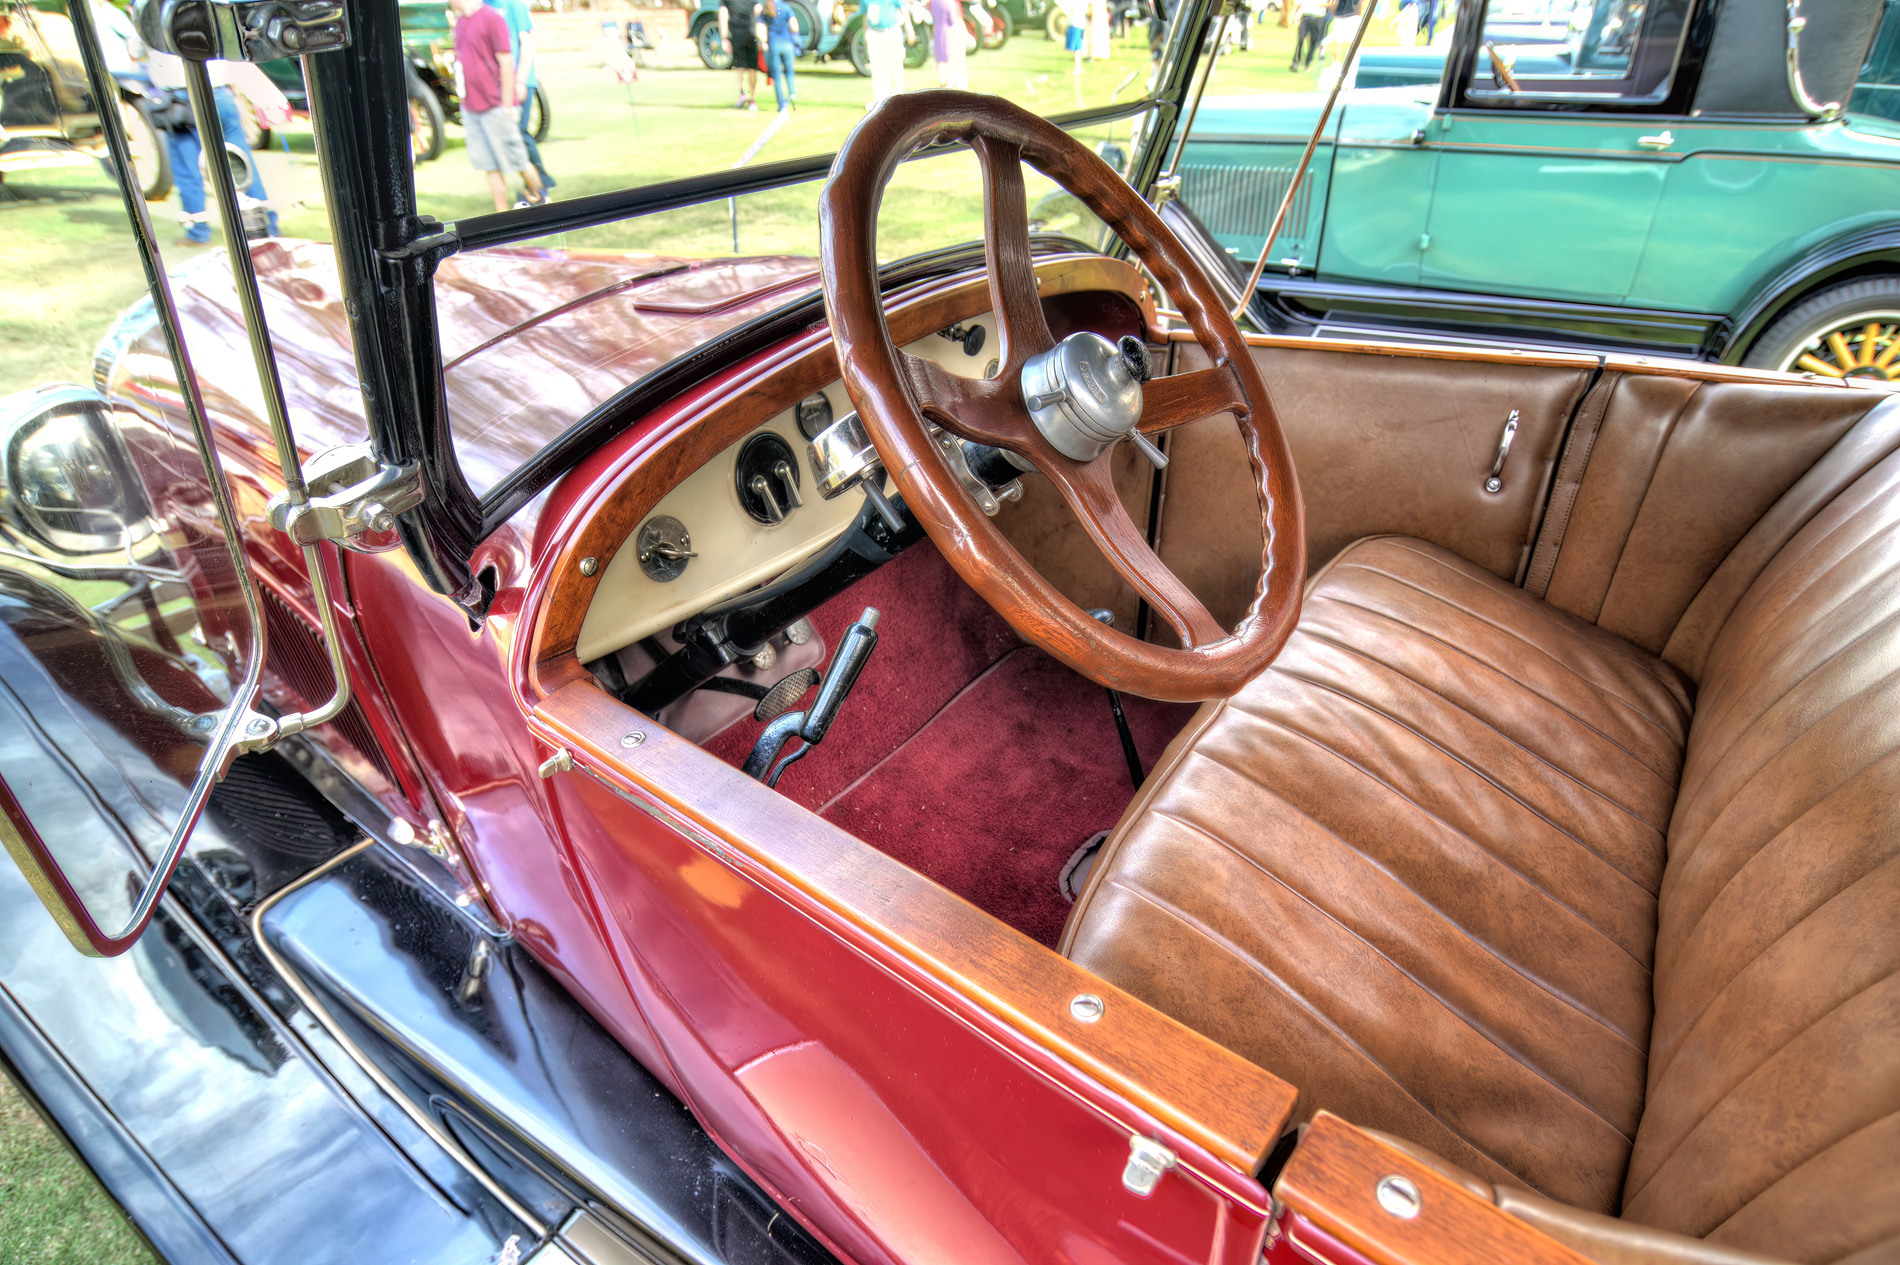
[431,129,1138,498]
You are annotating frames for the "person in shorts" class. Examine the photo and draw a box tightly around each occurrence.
[721,0,762,110]
[452,0,545,210]
[486,0,555,196]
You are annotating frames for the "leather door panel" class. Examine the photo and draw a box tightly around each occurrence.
[1161,341,1593,632]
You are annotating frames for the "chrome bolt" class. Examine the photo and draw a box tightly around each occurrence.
[1069,993,1105,1023]
[363,501,393,533]
[245,717,272,736]
[579,556,599,577]
[1376,1174,1422,1220]
[620,731,646,749]
[191,714,216,733]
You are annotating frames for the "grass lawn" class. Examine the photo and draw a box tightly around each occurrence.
[0,1071,157,1265]
[0,6,1376,397]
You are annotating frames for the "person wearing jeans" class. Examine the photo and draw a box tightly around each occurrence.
[147,55,284,245]
[762,0,801,112]
[486,0,555,196]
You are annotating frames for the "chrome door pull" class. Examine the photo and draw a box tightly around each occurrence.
[1484,410,1519,493]
[1637,129,1674,150]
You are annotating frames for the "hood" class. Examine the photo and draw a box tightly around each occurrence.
[109,240,820,532]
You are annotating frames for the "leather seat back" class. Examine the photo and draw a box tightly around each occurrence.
[1623,417,1900,1263]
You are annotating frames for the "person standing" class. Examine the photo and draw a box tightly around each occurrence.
[720,0,762,110]
[450,0,544,211]
[862,0,912,107]
[147,52,285,246]
[929,0,968,89]
[1321,0,1361,65]
[485,0,554,197]
[762,0,802,111]
[1289,0,1329,67]
[1088,0,1111,59]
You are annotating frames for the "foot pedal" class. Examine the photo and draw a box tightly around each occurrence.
[743,608,880,787]
[754,667,819,722]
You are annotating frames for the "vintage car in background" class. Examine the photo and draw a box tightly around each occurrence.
[0,0,169,194]
[254,0,550,163]
[2,0,1896,1261]
[1173,0,1900,374]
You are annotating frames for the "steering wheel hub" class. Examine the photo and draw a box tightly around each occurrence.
[1021,331,1145,462]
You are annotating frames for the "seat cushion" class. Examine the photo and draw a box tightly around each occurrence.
[1061,536,1693,1212]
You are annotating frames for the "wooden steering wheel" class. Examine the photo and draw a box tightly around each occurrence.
[819,91,1304,702]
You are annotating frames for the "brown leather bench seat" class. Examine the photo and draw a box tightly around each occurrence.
[1062,420,1900,1264]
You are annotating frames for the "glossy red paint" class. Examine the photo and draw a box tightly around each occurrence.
[1266,1209,1384,1265]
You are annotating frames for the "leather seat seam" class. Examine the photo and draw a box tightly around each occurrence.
[1576,383,1696,627]
[1181,721,1656,1035]
[1327,557,1691,742]
[1267,655,1667,895]
[1699,1110,1900,1248]
[1527,373,1616,599]
[1625,968,1900,1218]
[1644,833,1900,1111]
[1105,830,1640,1147]
[1299,615,1682,833]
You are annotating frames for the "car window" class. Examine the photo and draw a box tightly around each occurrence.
[1464,0,1693,102]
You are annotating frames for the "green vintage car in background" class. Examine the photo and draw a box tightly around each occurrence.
[1172,0,1900,376]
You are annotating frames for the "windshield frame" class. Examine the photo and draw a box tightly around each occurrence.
[303,0,1225,608]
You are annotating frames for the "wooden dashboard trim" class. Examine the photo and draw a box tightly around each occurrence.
[1272,1114,1596,1265]
[528,253,1158,691]
[1174,326,1900,392]
[531,679,1300,1179]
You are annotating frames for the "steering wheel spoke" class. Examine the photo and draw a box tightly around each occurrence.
[900,351,1036,450]
[971,134,1056,376]
[1043,458,1228,649]
[1138,363,1248,435]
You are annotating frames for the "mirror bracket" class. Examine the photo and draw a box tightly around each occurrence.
[134,0,349,63]
[269,444,424,551]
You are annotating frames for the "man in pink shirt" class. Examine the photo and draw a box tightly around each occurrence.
[450,0,546,211]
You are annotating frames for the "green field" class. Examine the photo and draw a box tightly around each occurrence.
[0,8,1363,398]
[0,1072,157,1265]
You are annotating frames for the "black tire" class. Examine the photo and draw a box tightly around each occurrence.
[905,32,929,67]
[121,96,172,201]
[405,65,447,163]
[697,18,734,69]
[847,23,872,75]
[528,83,550,143]
[1741,277,1900,381]
[1046,7,1067,39]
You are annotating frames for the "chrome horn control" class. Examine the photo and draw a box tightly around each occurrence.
[1020,333,1166,469]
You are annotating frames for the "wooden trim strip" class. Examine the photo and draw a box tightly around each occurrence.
[1273,1114,1595,1265]
[531,680,1299,1177]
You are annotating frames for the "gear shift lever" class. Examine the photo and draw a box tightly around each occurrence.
[743,608,881,787]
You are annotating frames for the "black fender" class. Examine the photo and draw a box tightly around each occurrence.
[1722,223,1900,363]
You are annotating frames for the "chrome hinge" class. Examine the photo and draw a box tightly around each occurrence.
[1150,173,1182,208]
[136,0,349,62]
[267,443,424,548]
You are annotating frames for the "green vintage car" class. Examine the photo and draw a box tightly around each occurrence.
[1173,0,1900,376]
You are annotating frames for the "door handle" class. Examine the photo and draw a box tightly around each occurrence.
[1636,129,1674,150]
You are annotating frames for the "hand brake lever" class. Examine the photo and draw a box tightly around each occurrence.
[742,607,881,787]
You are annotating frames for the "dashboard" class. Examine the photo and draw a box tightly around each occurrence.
[573,313,1003,664]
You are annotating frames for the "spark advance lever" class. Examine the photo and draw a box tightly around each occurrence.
[742,607,881,787]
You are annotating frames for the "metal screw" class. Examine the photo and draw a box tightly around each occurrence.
[245,717,272,736]
[620,731,646,749]
[191,714,216,733]
[1069,993,1105,1023]
[579,556,599,577]
[1485,476,1502,493]
[1376,1174,1422,1220]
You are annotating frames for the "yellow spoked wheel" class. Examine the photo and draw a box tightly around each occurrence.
[1794,318,1900,381]
[1744,278,1900,378]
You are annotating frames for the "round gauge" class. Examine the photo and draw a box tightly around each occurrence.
[795,392,834,440]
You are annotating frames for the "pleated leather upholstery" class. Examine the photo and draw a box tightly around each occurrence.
[1619,448,1900,1264]
[1062,536,1694,1213]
